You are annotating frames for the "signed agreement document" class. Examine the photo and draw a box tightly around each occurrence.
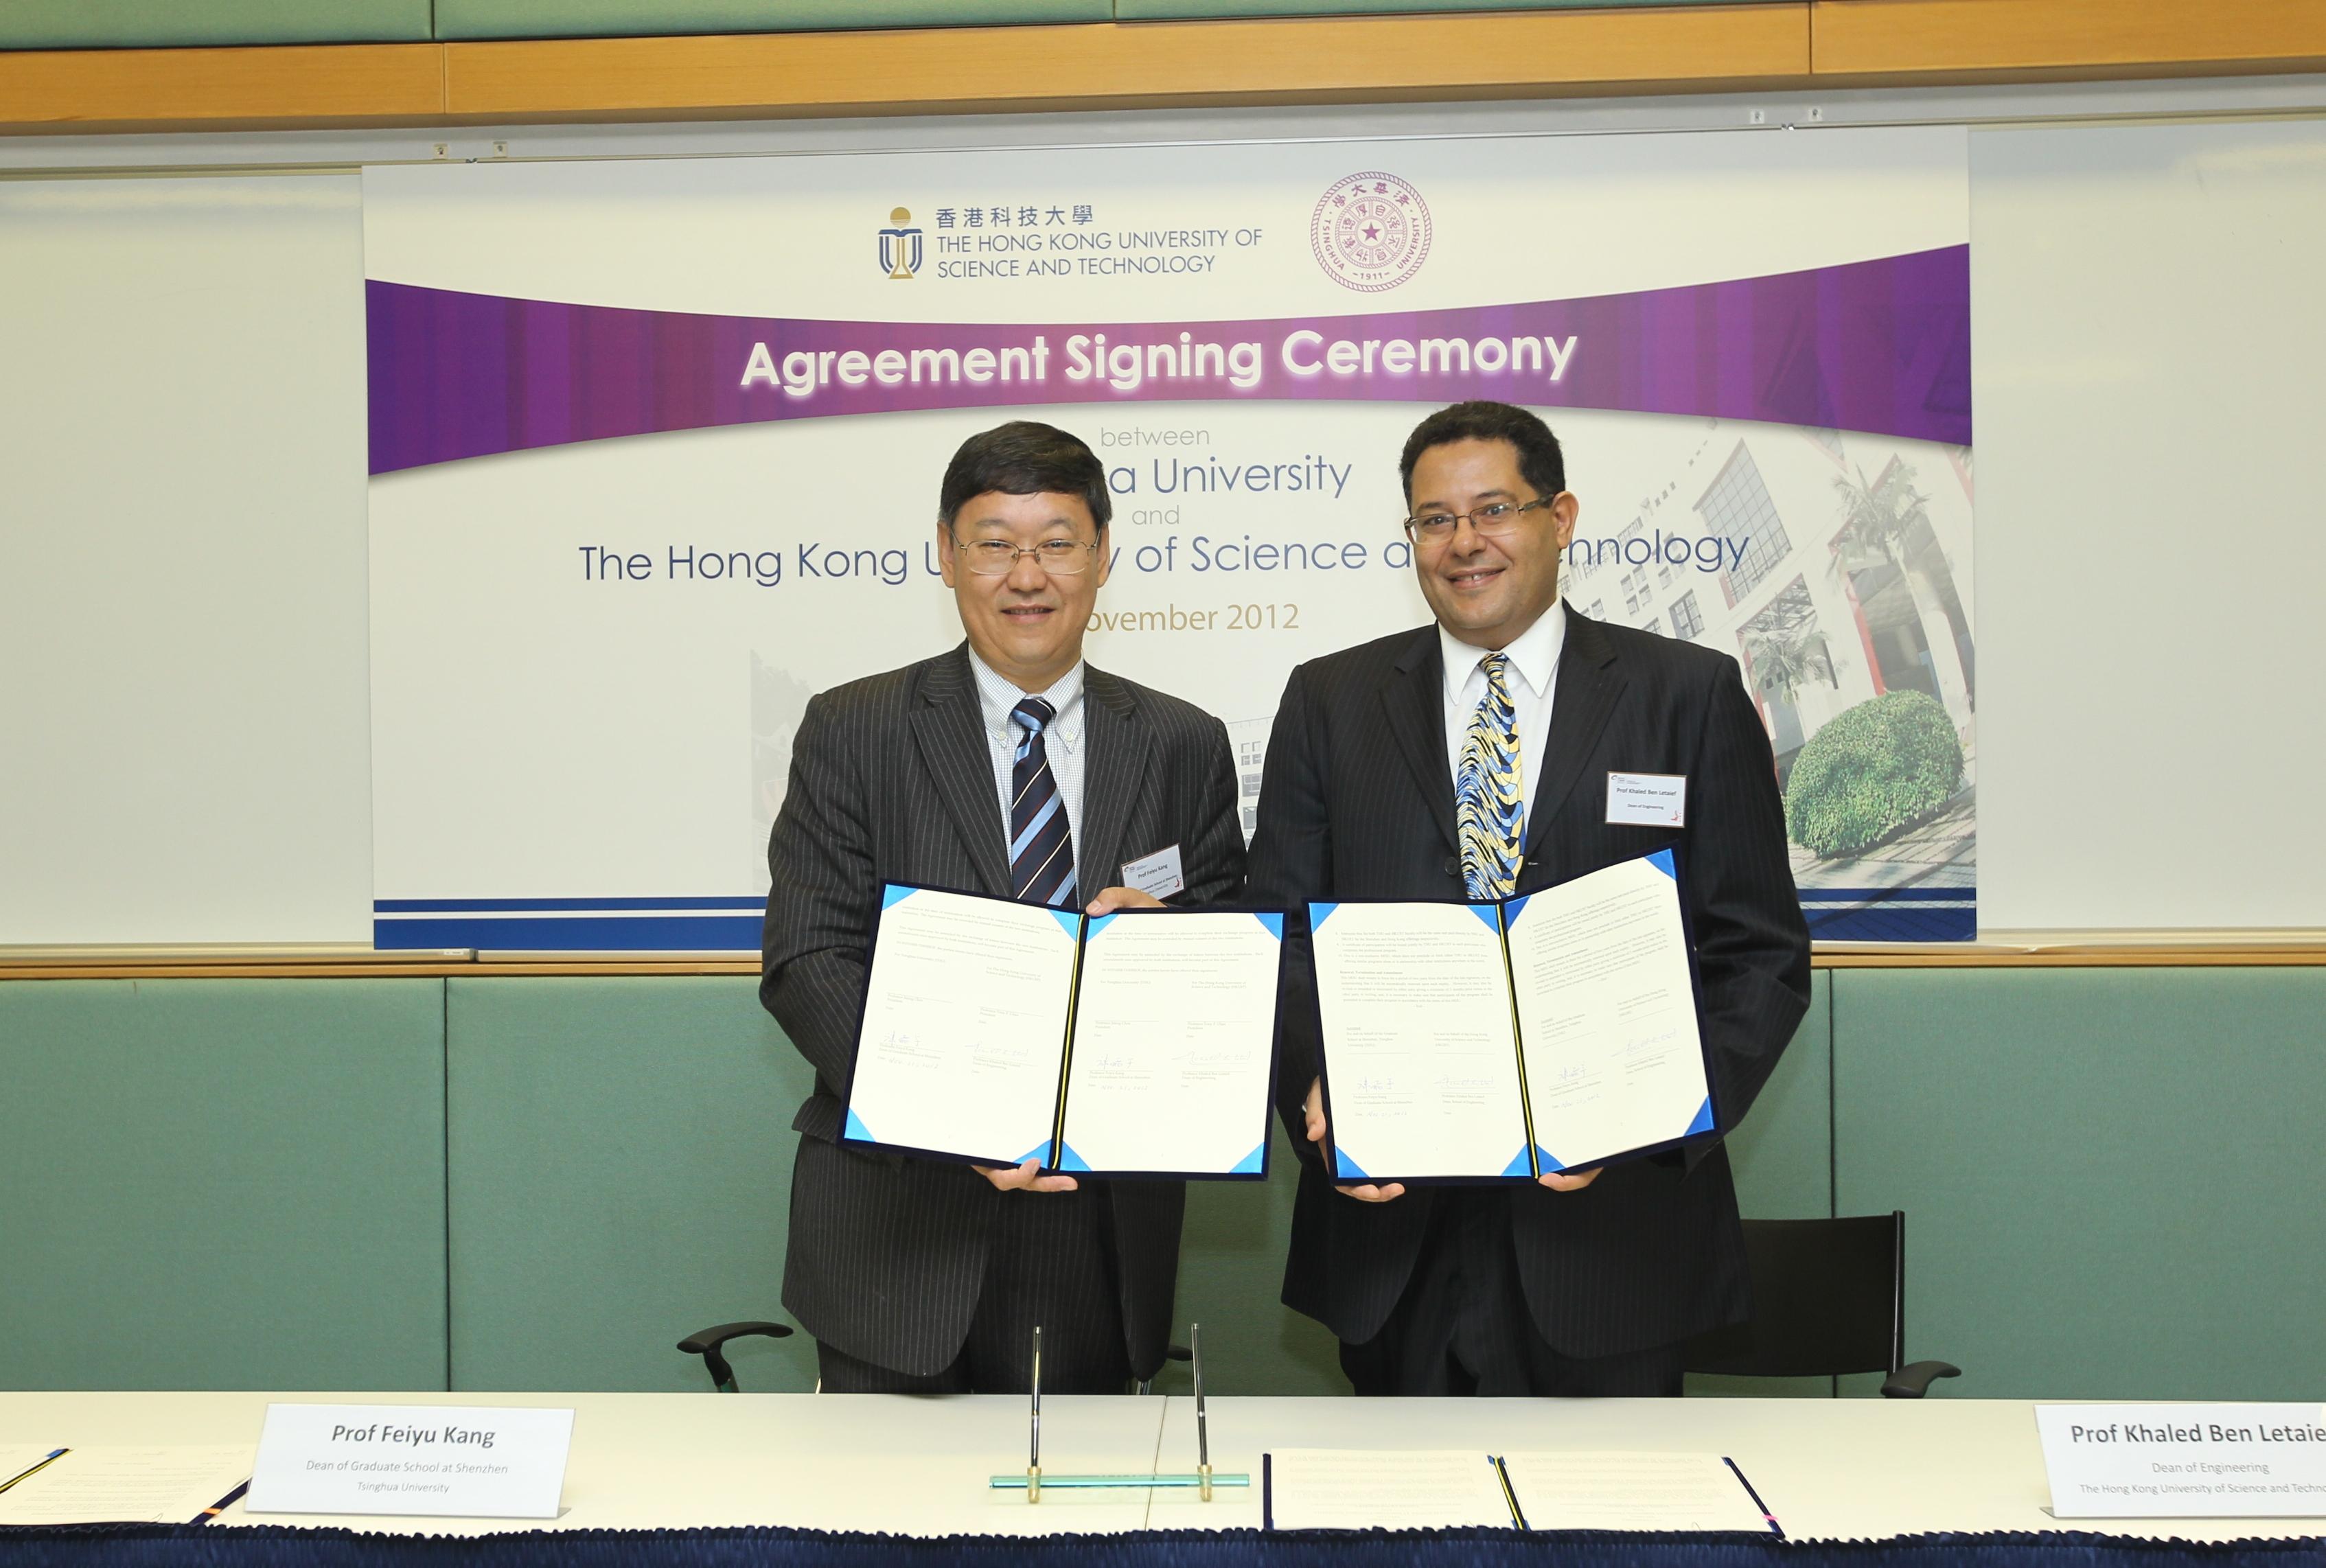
[1307,899,1530,1181]
[1309,849,1714,1184]
[843,886,1282,1177]
[1264,1449,1519,1532]
[1499,1452,1779,1533]
[1263,1449,1779,1534]
[0,1448,252,1525]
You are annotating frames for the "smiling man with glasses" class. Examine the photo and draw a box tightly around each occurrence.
[759,419,1246,1395]
[1249,400,1810,1398]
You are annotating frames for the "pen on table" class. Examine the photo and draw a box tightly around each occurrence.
[1193,1322,1212,1501]
[192,1481,249,1524]
[1027,1324,1043,1502]
[1492,1455,1528,1531]
[1724,1456,1785,1540]
[0,1449,67,1495]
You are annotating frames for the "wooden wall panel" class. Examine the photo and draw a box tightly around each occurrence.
[1812,0,2326,80]
[0,43,442,132]
[5,3,2325,135]
[440,8,1809,122]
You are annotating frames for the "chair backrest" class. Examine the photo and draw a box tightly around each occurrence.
[1684,1212,1903,1379]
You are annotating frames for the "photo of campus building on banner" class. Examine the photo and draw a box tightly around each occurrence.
[1561,420,1976,941]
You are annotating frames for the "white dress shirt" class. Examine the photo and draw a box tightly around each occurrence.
[968,648,1088,864]
[1439,601,1566,838]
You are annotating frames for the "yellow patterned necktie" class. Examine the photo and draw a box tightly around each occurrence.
[1455,651,1524,900]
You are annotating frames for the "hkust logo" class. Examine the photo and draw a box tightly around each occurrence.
[1311,172,1431,294]
[879,207,923,279]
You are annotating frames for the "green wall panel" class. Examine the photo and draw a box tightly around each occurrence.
[0,978,447,1390]
[1160,1119,1346,1397]
[0,0,431,49]
[446,976,817,1392]
[433,1,1110,41]
[1724,969,1832,1223]
[1834,967,2326,1401]
[27,962,2321,1404]
[1685,971,1834,1398]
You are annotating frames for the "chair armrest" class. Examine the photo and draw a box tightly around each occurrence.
[1134,1344,1195,1395]
[1880,1359,1962,1399]
[678,1320,795,1393]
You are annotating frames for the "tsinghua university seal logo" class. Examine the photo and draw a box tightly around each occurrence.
[1311,171,1431,292]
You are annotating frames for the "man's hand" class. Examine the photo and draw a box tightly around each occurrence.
[1304,1076,1405,1203]
[1085,886,1166,915]
[1537,1166,1602,1192]
[973,1158,1080,1194]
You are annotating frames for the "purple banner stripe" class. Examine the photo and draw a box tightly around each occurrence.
[367,246,1969,476]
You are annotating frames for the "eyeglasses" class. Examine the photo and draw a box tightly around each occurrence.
[1401,497,1556,543]
[952,535,1101,576]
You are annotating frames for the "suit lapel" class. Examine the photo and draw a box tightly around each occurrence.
[1524,610,1628,859]
[909,645,1012,897]
[1382,628,1458,857]
[1076,669,1148,897]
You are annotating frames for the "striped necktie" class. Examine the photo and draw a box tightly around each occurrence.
[1009,697,1077,908]
[1455,651,1523,901]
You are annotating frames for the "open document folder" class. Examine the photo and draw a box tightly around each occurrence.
[1311,849,1715,1184]
[1263,1450,1781,1534]
[842,885,1283,1178]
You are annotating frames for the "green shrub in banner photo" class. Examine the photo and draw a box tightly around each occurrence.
[1783,690,1964,858]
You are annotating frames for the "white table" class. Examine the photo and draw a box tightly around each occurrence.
[1,1391,2317,1541]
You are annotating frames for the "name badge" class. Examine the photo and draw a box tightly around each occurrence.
[1120,843,1186,899]
[244,1403,575,1519]
[1607,772,1686,827]
[2036,1403,2326,1518]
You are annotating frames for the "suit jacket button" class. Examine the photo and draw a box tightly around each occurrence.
[1442,855,1460,878]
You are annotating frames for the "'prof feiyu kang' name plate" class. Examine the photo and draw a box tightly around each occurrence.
[244,1404,574,1519]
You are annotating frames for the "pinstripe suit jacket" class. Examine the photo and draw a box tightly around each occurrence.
[1250,611,1811,1359]
[760,642,1246,1379]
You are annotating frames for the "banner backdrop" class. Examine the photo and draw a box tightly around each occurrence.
[362,127,1975,950]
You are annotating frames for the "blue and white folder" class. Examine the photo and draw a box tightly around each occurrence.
[842,884,1283,1179]
[1310,849,1716,1185]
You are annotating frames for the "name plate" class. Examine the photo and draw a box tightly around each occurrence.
[244,1404,574,1519]
[2037,1404,2326,1518]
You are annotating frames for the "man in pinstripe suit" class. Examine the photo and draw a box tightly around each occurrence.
[1250,402,1810,1396]
[761,421,1246,1394]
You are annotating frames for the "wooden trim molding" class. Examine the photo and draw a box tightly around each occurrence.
[4,3,2323,137]
[3,947,2323,979]
[439,8,1808,124]
[1810,0,2326,82]
[0,43,444,133]
[1812,948,2326,969]
[0,9,1809,136]
[0,960,762,979]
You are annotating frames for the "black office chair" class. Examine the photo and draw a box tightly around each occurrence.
[1685,1211,1961,1398]
[678,1321,794,1393]
[679,1321,1189,1393]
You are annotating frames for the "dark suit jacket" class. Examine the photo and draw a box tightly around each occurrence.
[760,642,1246,1379]
[1249,610,1811,1359]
